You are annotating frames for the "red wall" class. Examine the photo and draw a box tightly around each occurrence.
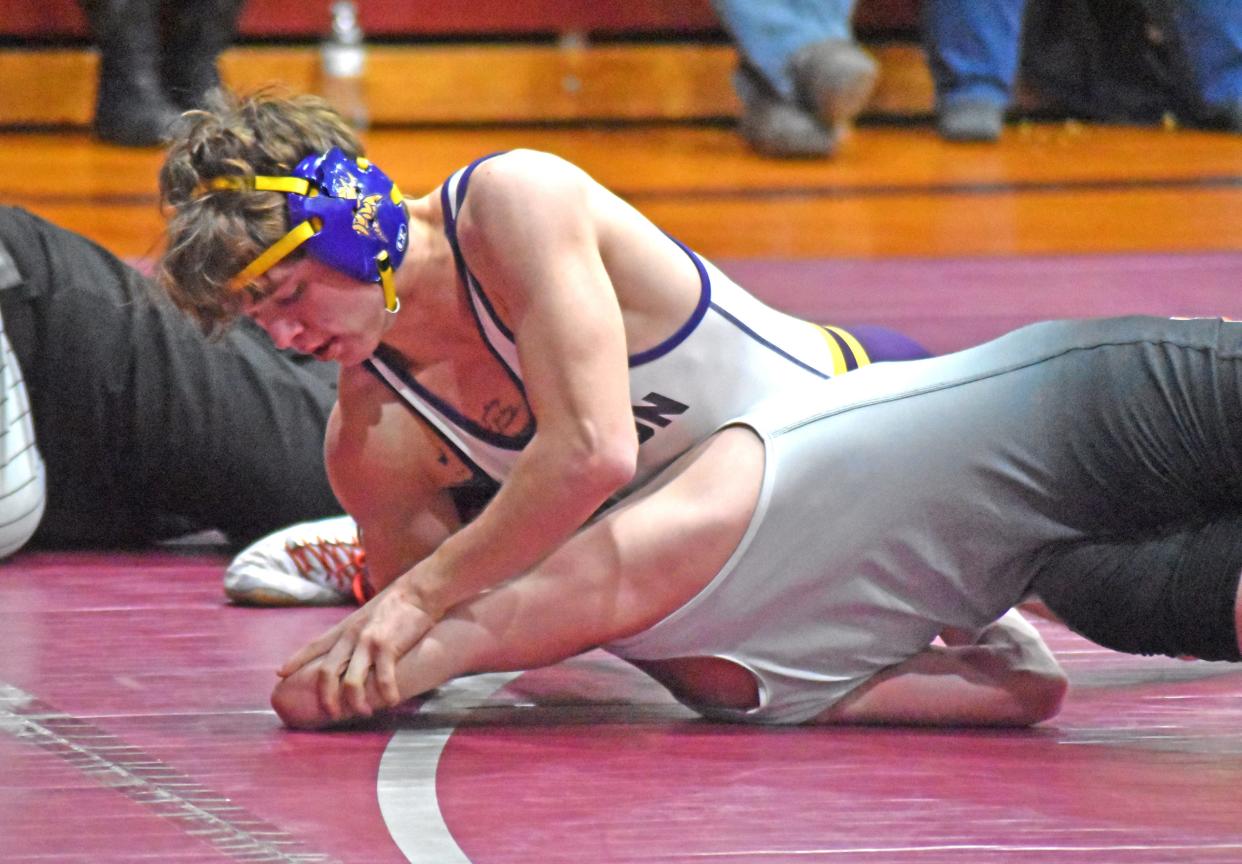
[3,0,918,40]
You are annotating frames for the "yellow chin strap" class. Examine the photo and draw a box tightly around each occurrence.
[202,175,400,313]
[375,250,399,314]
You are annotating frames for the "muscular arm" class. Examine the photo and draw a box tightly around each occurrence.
[273,427,764,728]
[278,228,638,713]
[391,152,639,618]
[813,610,1069,727]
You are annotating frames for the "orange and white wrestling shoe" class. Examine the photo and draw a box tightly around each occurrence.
[224,515,370,606]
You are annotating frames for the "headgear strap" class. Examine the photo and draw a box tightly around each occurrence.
[200,150,407,313]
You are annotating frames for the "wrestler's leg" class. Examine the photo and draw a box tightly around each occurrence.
[1031,512,1242,661]
[224,365,502,607]
[1017,317,1242,660]
[271,425,765,728]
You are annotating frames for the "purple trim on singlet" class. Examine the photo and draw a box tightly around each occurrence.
[366,345,533,450]
[628,235,713,368]
[450,153,517,342]
[440,153,527,396]
[709,303,832,380]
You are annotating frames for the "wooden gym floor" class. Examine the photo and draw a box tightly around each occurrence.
[2,114,1242,863]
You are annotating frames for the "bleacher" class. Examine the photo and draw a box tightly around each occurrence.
[0,0,931,127]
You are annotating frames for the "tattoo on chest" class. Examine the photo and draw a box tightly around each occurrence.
[482,399,525,434]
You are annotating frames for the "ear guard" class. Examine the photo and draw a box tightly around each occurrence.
[206,147,409,312]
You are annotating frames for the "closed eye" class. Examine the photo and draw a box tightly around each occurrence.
[274,282,307,307]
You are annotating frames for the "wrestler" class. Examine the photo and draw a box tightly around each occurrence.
[0,205,342,558]
[157,90,925,663]
[272,315,1242,729]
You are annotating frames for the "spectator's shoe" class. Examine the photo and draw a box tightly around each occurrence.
[789,39,879,133]
[224,515,368,606]
[937,100,1005,142]
[734,65,835,158]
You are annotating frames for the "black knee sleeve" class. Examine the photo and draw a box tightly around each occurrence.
[1031,515,1242,662]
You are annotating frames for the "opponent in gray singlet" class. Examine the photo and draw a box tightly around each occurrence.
[608,316,1242,723]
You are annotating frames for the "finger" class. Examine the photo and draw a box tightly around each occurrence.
[279,625,345,678]
[316,642,354,720]
[341,641,375,718]
[372,648,401,709]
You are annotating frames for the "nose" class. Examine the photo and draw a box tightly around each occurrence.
[261,314,304,351]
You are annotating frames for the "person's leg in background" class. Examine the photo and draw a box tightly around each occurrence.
[78,0,180,146]
[712,0,878,157]
[1165,0,1242,131]
[922,0,1029,141]
[78,0,246,146]
[159,0,246,111]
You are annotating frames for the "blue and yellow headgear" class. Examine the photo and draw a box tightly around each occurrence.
[205,147,409,312]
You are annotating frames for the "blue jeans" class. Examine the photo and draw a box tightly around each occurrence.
[1171,0,1242,110]
[922,0,1028,109]
[924,0,1242,113]
[712,0,857,101]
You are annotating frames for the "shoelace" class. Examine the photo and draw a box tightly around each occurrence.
[286,537,373,605]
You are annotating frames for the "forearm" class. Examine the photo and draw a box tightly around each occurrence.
[400,431,632,617]
[272,527,627,729]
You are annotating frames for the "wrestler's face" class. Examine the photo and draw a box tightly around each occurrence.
[244,256,393,366]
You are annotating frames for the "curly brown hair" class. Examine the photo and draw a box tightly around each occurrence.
[158,87,362,333]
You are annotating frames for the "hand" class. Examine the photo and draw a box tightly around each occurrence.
[277,578,439,721]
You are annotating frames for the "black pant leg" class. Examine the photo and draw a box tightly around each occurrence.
[1017,317,1242,660]
[0,206,342,546]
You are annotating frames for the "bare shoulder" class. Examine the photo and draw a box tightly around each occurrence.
[467,149,588,199]
[456,150,595,247]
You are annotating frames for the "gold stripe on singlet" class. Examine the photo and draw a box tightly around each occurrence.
[814,324,872,375]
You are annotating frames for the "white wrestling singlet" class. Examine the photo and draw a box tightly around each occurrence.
[366,153,871,496]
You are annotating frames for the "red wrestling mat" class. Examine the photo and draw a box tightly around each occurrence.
[5,251,1242,862]
[3,550,1242,864]
[725,250,1242,355]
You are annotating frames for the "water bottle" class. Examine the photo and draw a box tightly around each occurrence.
[320,0,369,129]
